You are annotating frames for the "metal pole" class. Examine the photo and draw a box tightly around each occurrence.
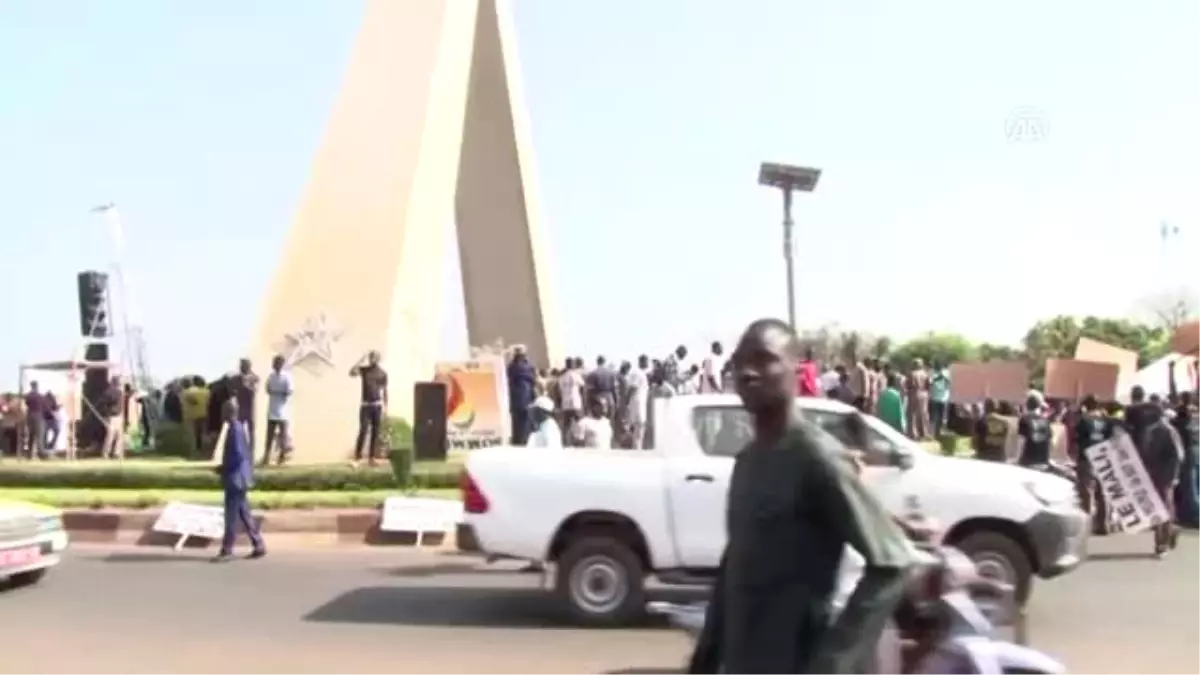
[782,188,796,330]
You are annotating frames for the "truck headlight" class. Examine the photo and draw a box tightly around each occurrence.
[1024,481,1070,507]
[37,515,63,533]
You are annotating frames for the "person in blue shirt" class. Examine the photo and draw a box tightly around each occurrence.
[507,346,537,445]
[928,364,951,437]
[213,398,266,562]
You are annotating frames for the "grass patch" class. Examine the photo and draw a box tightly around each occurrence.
[918,435,974,457]
[0,454,464,492]
[0,487,459,510]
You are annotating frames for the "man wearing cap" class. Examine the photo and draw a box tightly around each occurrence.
[527,396,562,448]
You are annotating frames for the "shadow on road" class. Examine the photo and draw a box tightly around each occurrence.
[304,585,698,630]
[603,669,683,674]
[1087,551,1157,562]
[101,552,209,564]
[377,560,547,578]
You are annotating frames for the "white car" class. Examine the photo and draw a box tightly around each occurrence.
[459,395,1088,625]
[0,501,69,588]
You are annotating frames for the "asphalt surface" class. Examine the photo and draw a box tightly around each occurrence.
[1,534,1196,674]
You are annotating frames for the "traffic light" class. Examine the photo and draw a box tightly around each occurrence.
[76,271,111,338]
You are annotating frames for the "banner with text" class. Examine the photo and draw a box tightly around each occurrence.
[1083,434,1171,534]
[434,357,510,449]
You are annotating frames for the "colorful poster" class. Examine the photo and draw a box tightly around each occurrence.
[433,357,509,448]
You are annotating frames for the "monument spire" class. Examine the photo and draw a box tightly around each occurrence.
[251,0,560,462]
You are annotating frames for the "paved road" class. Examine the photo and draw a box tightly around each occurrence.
[1,534,1196,674]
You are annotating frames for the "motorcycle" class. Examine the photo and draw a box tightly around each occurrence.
[647,545,1066,674]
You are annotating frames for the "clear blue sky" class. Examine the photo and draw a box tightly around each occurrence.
[1,0,1197,389]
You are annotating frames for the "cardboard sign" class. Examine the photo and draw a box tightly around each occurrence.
[1084,434,1171,533]
[1171,320,1199,356]
[949,361,1030,403]
[152,501,225,544]
[1043,359,1119,401]
[1075,338,1139,395]
[379,497,464,535]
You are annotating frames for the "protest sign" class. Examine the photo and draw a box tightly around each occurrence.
[1043,359,1119,401]
[1075,338,1139,396]
[1083,434,1171,534]
[152,501,226,550]
[380,497,464,542]
[949,361,1030,403]
[1170,320,1199,356]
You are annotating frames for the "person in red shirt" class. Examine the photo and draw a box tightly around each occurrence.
[795,347,820,396]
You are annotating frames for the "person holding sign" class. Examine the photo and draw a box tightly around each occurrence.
[213,399,266,563]
[1140,409,1183,558]
[1073,395,1111,534]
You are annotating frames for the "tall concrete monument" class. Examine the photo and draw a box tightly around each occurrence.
[250,0,561,463]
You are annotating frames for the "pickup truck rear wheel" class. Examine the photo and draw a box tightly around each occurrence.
[555,536,645,627]
[955,531,1033,606]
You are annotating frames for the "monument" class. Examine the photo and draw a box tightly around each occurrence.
[249,0,562,463]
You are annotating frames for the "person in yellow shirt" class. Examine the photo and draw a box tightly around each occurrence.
[181,377,211,454]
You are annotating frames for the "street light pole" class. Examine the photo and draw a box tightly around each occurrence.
[758,162,821,332]
[782,187,797,330]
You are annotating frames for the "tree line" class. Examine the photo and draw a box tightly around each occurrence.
[798,312,1194,388]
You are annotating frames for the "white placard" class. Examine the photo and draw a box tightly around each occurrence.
[380,497,464,535]
[1084,434,1172,534]
[152,501,226,541]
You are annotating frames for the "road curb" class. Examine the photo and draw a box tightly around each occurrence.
[62,508,463,550]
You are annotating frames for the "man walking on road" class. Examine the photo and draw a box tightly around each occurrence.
[689,318,912,674]
[213,398,266,562]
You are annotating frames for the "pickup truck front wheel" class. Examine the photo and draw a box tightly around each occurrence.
[954,531,1033,606]
[555,536,645,627]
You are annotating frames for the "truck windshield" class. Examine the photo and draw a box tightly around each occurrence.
[690,404,849,458]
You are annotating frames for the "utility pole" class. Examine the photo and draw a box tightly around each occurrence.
[758,162,822,330]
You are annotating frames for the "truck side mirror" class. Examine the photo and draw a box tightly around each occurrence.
[890,448,915,471]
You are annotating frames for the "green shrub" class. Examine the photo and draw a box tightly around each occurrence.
[388,448,414,487]
[0,461,459,492]
[936,433,959,455]
[384,416,413,452]
[153,422,195,459]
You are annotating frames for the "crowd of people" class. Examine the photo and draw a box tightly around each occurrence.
[0,376,132,460]
[504,341,1200,557]
[503,343,958,450]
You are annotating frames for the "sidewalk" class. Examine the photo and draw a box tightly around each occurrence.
[63,508,461,551]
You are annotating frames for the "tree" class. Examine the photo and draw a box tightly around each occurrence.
[869,335,892,359]
[1022,314,1170,382]
[1137,286,1199,331]
[797,324,839,365]
[1021,315,1080,369]
[977,342,1024,362]
[889,332,977,371]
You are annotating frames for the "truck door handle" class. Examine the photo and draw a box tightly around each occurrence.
[685,474,714,483]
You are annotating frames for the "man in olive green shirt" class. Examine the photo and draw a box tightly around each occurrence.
[877,374,906,434]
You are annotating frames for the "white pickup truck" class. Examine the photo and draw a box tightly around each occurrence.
[458,395,1088,626]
